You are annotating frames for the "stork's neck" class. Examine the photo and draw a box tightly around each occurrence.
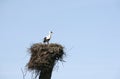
[46,32,52,38]
[49,32,52,37]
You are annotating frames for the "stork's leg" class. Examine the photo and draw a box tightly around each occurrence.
[47,41,49,44]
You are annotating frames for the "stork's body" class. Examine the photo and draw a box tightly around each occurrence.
[43,31,53,44]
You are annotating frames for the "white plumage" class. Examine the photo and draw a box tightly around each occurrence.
[43,31,53,44]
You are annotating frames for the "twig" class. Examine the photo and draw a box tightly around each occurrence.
[21,68,27,79]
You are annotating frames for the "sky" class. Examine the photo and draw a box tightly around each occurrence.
[0,0,120,79]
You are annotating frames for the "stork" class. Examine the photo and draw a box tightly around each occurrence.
[43,31,53,44]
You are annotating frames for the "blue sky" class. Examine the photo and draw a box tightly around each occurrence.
[0,0,120,79]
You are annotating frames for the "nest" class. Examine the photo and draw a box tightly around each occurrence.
[27,43,65,72]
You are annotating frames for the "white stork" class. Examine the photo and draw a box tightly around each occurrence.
[43,31,53,44]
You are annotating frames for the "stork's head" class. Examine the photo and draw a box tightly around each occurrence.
[49,31,53,34]
[51,31,53,33]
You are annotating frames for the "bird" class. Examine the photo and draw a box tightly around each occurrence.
[43,31,53,44]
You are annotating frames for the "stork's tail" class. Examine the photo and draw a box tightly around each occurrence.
[43,37,46,43]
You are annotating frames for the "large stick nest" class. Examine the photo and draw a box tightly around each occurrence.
[27,43,65,72]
